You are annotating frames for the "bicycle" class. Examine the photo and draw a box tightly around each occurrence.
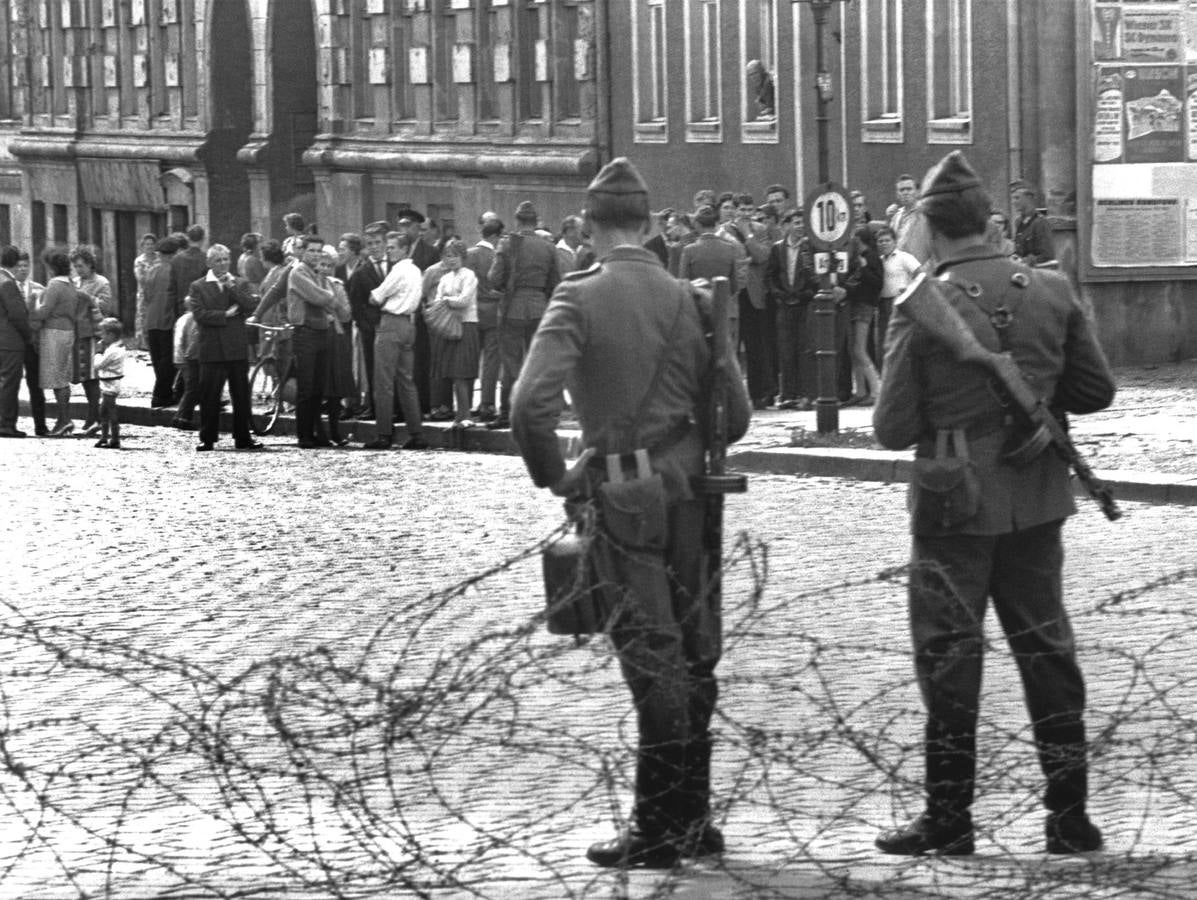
[247,321,295,436]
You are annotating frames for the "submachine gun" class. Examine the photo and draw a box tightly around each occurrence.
[691,276,749,590]
[895,272,1122,522]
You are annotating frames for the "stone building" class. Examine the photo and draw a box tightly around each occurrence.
[1,0,603,337]
[1,1,1194,363]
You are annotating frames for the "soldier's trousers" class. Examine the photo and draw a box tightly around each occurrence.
[908,519,1089,823]
[600,497,721,838]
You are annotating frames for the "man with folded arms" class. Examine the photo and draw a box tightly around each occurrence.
[186,244,263,452]
[361,233,427,450]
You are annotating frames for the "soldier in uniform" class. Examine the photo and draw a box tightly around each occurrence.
[487,200,561,430]
[511,158,751,868]
[872,151,1115,856]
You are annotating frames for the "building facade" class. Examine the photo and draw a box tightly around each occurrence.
[1,0,1194,363]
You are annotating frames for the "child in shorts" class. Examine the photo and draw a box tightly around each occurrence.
[93,317,126,448]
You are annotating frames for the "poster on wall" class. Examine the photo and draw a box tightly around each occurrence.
[1086,1,1197,269]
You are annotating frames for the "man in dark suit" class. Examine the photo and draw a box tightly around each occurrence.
[346,222,389,420]
[873,151,1115,857]
[677,205,745,354]
[0,245,34,437]
[465,217,504,421]
[166,225,209,402]
[186,244,263,451]
[764,208,819,409]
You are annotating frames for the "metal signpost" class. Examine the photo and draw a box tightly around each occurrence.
[803,182,853,434]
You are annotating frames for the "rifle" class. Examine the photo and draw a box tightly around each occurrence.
[895,272,1122,521]
[691,276,749,595]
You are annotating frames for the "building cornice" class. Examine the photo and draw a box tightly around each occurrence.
[298,136,601,178]
[10,131,207,165]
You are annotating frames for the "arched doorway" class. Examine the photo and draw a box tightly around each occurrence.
[267,1,319,234]
[206,0,254,248]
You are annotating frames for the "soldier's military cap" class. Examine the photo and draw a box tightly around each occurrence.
[921,150,983,198]
[397,209,426,224]
[587,157,649,197]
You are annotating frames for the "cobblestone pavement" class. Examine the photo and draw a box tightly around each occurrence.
[2,429,1196,898]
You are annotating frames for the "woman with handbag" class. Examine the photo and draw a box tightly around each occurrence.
[426,240,480,427]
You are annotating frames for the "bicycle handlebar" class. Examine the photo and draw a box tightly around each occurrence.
[248,321,293,333]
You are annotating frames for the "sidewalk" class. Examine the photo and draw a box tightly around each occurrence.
[17,351,1197,505]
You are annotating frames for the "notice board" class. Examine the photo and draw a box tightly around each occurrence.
[1080,0,1197,279]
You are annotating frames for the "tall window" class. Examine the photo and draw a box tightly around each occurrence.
[860,0,903,143]
[353,1,376,121]
[684,0,721,142]
[517,0,544,121]
[631,0,667,142]
[926,0,972,143]
[740,0,778,142]
[0,6,14,120]
[433,2,459,122]
[553,1,581,121]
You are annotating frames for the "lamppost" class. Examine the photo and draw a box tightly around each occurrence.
[800,0,846,434]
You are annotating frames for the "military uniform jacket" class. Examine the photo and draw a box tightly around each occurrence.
[678,234,746,319]
[873,243,1115,535]
[488,229,561,320]
[510,245,751,497]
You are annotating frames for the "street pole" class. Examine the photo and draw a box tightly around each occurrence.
[808,0,839,434]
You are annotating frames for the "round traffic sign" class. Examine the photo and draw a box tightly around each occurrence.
[803,183,853,250]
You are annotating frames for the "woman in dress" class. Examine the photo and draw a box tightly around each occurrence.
[133,232,157,349]
[427,239,480,427]
[30,248,80,436]
[843,224,883,406]
[70,246,112,435]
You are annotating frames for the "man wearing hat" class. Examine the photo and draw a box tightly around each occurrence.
[511,157,751,868]
[487,199,560,429]
[872,150,1115,856]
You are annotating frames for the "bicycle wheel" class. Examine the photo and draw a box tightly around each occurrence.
[248,357,281,435]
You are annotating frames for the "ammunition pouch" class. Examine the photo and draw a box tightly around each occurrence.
[596,474,669,551]
[910,428,981,532]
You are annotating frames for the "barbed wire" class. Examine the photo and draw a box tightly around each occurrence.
[2,523,1196,899]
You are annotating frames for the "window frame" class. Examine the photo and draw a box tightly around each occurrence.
[631,0,668,143]
[739,0,779,144]
[684,0,722,143]
[860,0,903,144]
[925,0,973,145]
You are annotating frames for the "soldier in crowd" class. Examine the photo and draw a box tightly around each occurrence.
[487,200,560,430]
[872,150,1115,857]
[1010,180,1056,267]
[678,205,745,354]
[511,157,751,868]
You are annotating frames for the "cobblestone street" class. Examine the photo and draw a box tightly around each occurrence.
[2,430,1196,898]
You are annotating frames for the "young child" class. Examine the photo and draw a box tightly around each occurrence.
[93,317,126,448]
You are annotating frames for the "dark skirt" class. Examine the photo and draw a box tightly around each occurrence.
[430,322,481,381]
[71,336,97,383]
[325,327,356,399]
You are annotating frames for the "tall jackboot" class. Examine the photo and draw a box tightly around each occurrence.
[678,733,723,856]
[877,722,976,855]
[586,741,687,869]
[1036,719,1103,853]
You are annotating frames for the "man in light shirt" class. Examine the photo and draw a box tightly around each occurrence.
[888,173,932,264]
[361,232,427,450]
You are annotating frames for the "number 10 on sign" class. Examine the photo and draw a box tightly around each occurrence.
[803,183,852,251]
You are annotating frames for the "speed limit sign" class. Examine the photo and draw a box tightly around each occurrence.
[803,182,853,251]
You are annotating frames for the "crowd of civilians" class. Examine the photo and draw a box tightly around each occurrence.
[0,176,1053,448]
